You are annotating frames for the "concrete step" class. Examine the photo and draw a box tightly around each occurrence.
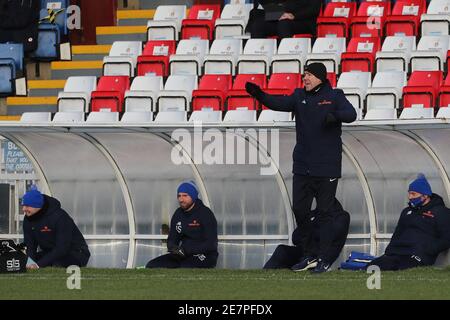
[25,62,52,80]
[27,80,66,97]
[139,0,192,9]
[96,26,147,45]
[0,115,21,121]
[118,0,140,10]
[72,45,111,61]
[0,98,7,116]
[51,60,103,79]
[117,9,154,26]
[7,96,57,115]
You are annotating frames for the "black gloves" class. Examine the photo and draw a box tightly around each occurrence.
[170,246,186,259]
[324,112,338,127]
[245,82,264,100]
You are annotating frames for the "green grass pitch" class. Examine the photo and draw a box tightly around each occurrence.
[1,267,449,300]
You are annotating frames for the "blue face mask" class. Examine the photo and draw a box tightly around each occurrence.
[409,197,424,208]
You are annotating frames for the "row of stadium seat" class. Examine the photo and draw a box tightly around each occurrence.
[318,0,450,38]
[56,73,335,114]
[49,69,450,120]
[100,35,450,81]
[145,0,450,42]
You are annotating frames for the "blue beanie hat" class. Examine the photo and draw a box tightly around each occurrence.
[177,181,199,201]
[408,173,432,196]
[22,186,44,208]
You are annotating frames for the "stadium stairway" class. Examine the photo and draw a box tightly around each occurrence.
[72,45,112,61]
[4,4,193,116]
[50,61,104,79]
[117,9,155,26]
[96,26,148,44]
[26,80,66,97]
[6,97,58,115]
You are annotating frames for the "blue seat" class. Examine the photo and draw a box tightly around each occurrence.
[40,0,68,36]
[0,43,24,71]
[0,43,24,95]
[32,24,61,61]
[0,60,15,95]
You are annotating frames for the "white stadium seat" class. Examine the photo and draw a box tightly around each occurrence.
[53,112,85,123]
[57,76,97,112]
[375,36,416,72]
[214,3,252,39]
[410,35,449,71]
[86,111,119,123]
[157,75,198,111]
[337,71,372,119]
[204,39,243,75]
[169,39,210,75]
[237,38,277,75]
[103,41,143,77]
[305,37,347,73]
[20,112,52,123]
[147,5,187,40]
[121,111,154,123]
[271,37,312,74]
[125,76,163,112]
[420,0,450,36]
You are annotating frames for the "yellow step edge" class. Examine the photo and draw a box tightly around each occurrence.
[96,26,147,36]
[7,97,58,105]
[117,8,189,20]
[51,60,103,70]
[72,45,112,55]
[28,80,66,89]
[117,9,155,19]
[0,116,21,121]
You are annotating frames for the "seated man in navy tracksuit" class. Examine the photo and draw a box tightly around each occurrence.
[22,187,90,269]
[264,198,350,270]
[368,174,450,271]
[146,181,219,268]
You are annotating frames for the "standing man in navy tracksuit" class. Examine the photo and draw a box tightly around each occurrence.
[246,62,357,273]
[368,174,450,271]
[22,186,90,269]
[146,181,219,268]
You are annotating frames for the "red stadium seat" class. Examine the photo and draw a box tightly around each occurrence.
[341,37,381,73]
[137,40,176,77]
[261,73,301,110]
[350,1,391,37]
[91,76,130,112]
[266,73,301,95]
[181,4,221,40]
[327,72,337,88]
[402,71,443,108]
[438,74,450,108]
[192,74,233,111]
[385,0,426,36]
[317,1,357,38]
[226,74,267,111]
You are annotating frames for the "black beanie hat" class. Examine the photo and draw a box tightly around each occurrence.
[304,62,328,83]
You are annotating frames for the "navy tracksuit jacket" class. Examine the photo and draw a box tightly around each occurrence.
[23,195,90,268]
[258,81,357,177]
[385,193,450,265]
[167,199,218,258]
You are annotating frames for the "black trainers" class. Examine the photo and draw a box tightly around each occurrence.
[310,259,331,274]
[291,257,318,271]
